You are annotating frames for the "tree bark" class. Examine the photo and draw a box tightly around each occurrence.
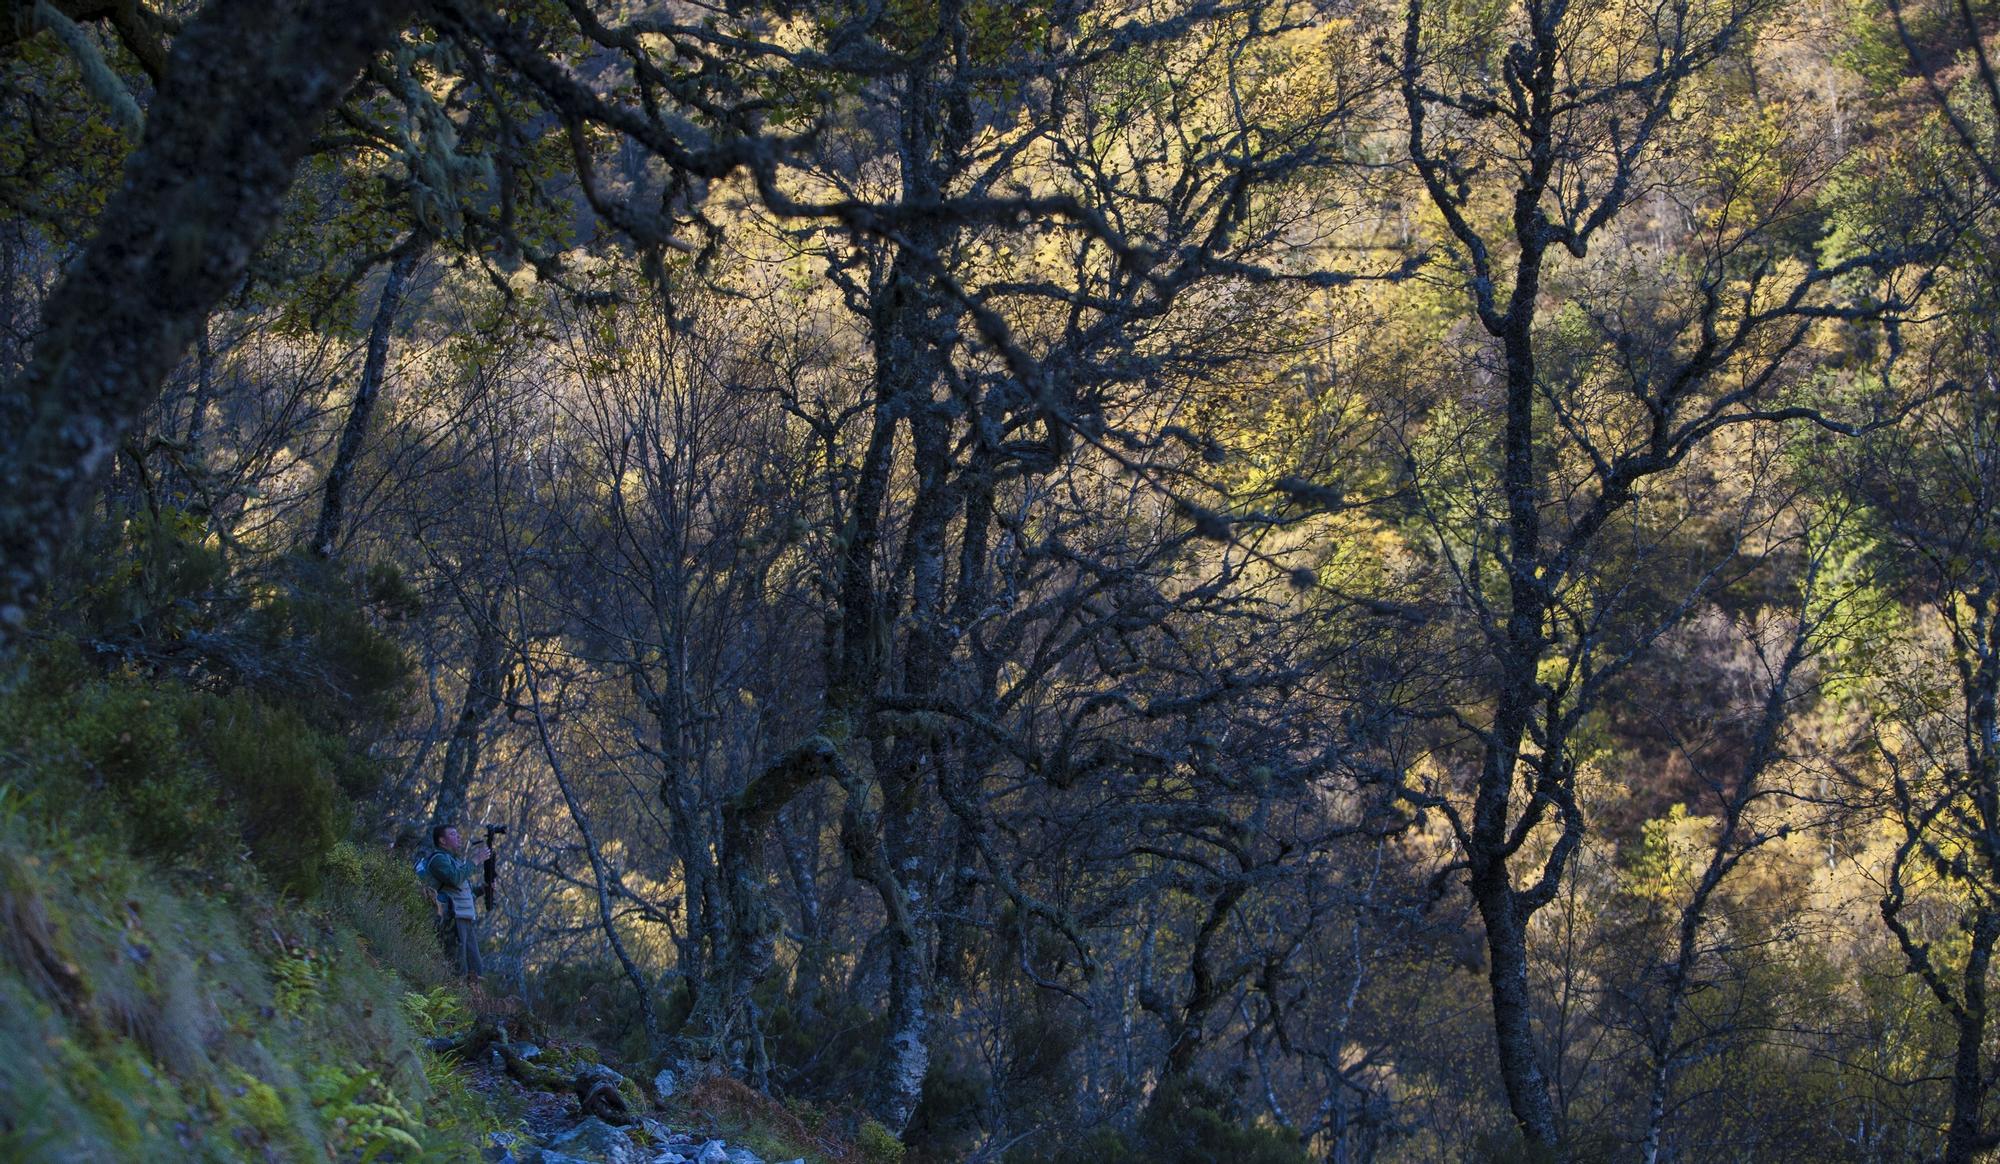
[311,233,427,559]
[430,595,504,832]
[1162,880,1249,1081]
[0,0,414,646]
[1474,854,1561,1149]
[644,660,724,1034]
[1944,915,1997,1164]
[864,375,953,1134]
[716,734,845,1078]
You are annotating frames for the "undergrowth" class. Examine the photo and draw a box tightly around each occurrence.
[0,654,914,1164]
[0,662,508,1162]
[673,1075,886,1164]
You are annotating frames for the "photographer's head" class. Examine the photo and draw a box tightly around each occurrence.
[434,824,463,853]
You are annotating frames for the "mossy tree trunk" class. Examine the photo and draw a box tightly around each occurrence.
[0,0,413,648]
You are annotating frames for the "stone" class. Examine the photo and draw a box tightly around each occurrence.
[578,1062,630,1090]
[653,1066,677,1100]
[551,1116,646,1164]
[695,1141,730,1164]
[724,1149,766,1164]
[513,1041,542,1059]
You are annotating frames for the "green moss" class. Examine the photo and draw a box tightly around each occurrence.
[857,1118,906,1164]
[227,1067,292,1139]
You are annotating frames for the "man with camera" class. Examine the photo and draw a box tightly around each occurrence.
[423,823,502,983]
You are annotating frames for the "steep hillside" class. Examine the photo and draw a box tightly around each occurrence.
[0,663,875,1164]
[0,795,492,1159]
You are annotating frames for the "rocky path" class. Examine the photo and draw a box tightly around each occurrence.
[438,1018,811,1164]
[486,1115,802,1164]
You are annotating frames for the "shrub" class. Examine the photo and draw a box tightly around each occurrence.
[0,678,236,867]
[759,986,881,1102]
[61,505,228,645]
[903,1058,985,1158]
[1131,1077,1310,1164]
[676,1075,865,1164]
[0,660,355,897]
[50,517,413,742]
[245,554,414,729]
[1008,1075,1310,1164]
[184,690,344,895]
[533,959,662,1062]
[857,1118,906,1164]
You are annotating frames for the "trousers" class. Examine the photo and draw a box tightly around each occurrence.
[452,916,483,979]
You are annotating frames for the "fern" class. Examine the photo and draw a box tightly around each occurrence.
[400,985,467,1039]
[311,1063,425,1162]
[272,948,324,1017]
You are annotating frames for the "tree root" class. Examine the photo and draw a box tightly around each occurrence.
[441,1015,636,1126]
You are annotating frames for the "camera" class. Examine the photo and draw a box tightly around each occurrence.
[480,824,506,911]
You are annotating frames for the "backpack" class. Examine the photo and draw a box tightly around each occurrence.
[415,851,451,912]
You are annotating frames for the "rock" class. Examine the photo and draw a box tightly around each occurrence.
[574,1061,639,1124]
[514,1041,542,1059]
[649,1154,689,1164]
[725,1149,766,1164]
[575,1062,637,1115]
[551,1116,646,1164]
[578,1062,630,1090]
[653,1066,677,1100]
[695,1141,730,1164]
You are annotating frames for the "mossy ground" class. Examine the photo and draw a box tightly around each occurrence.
[0,792,518,1161]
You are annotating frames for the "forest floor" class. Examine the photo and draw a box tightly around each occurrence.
[0,798,870,1164]
[437,1011,849,1164]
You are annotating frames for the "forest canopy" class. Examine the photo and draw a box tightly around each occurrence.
[4,0,2000,1160]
